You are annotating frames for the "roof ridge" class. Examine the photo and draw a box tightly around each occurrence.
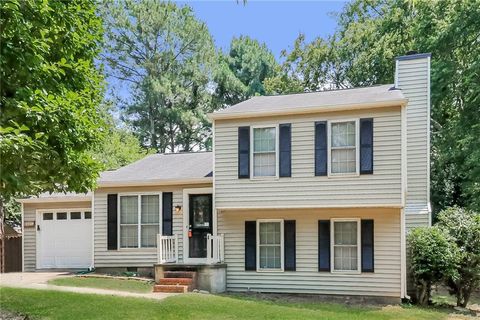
[256,83,394,99]
[155,151,212,156]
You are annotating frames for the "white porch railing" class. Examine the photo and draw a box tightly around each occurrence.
[206,234,225,264]
[157,234,178,264]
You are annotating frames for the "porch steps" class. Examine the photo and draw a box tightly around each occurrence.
[153,270,197,293]
[153,284,189,293]
[158,277,193,286]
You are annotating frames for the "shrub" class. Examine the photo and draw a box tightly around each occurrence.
[407,227,459,305]
[437,207,480,307]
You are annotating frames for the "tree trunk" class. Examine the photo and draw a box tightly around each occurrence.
[169,122,175,152]
[417,279,430,306]
[459,287,471,308]
[149,105,157,152]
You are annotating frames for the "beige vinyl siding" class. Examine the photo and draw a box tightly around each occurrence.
[397,57,431,227]
[405,204,430,231]
[214,107,402,208]
[218,208,401,297]
[22,201,92,271]
[93,184,210,267]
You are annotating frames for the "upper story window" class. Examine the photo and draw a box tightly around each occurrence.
[252,126,277,177]
[119,194,160,249]
[329,120,358,175]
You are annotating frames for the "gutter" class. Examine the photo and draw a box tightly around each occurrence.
[208,99,408,121]
[17,196,92,204]
[97,177,213,188]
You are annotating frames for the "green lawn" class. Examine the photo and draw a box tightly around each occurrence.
[48,276,153,293]
[0,287,456,320]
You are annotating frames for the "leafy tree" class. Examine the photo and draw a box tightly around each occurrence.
[214,36,278,108]
[101,0,216,153]
[0,0,104,271]
[265,34,345,93]
[437,207,480,307]
[270,0,480,213]
[91,124,153,171]
[407,227,459,305]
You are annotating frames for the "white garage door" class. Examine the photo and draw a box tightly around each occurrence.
[37,209,92,269]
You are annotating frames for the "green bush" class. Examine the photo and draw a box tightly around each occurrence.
[437,207,480,307]
[407,227,459,305]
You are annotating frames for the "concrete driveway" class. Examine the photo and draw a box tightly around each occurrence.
[0,271,72,287]
[0,272,173,300]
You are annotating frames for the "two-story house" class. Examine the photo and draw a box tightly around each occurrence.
[18,53,431,302]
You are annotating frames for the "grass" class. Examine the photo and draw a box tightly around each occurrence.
[431,287,480,307]
[48,276,153,293]
[0,287,458,320]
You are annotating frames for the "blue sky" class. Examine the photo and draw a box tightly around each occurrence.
[108,1,348,104]
[177,1,347,59]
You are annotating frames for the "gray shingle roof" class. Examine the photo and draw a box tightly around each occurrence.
[98,152,213,186]
[210,84,405,118]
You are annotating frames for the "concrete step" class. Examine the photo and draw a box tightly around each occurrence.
[159,277,193,286]
[153,284,189,293]
[163,271,196,279]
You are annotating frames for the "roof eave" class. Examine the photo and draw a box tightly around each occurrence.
[17,196,92,204]
[97,177,213,188]
[208,99,408,121]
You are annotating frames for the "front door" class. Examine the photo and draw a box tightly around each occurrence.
[188,194,212,259]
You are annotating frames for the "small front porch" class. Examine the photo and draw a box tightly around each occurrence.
[154,234,226,293]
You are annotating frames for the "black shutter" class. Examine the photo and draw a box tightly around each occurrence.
[318,220,330,271]
[315,121,328,176]
[361,219,374,272]
[107,194,118,250]
[162,192,173,236]
[238,126,250,179]
[279,124,292,177]
[284,220,296,271]
[360,118,374,174]
[245,221,256,271]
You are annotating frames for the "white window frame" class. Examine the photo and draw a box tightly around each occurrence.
[330,218,361,274]
[117,192,162,250]
[256,219,284,272]
[327,119,360,177]
[250,124,279,180]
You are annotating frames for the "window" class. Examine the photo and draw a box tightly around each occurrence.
[332,220,360,272]
[257,220,283,271]
[119,194,160,249]
[252,127,277,177]
[70,212,81,220]
[330,121,358,174]
[56,212,67,220]
[43,212,53,220]
[141,195,160,248]
[84,211,92,219]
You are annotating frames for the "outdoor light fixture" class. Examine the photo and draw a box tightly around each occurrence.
[175,205,182,213]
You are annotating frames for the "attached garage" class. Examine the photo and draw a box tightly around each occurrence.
[36,209,92,269]
[19,193,93,271]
